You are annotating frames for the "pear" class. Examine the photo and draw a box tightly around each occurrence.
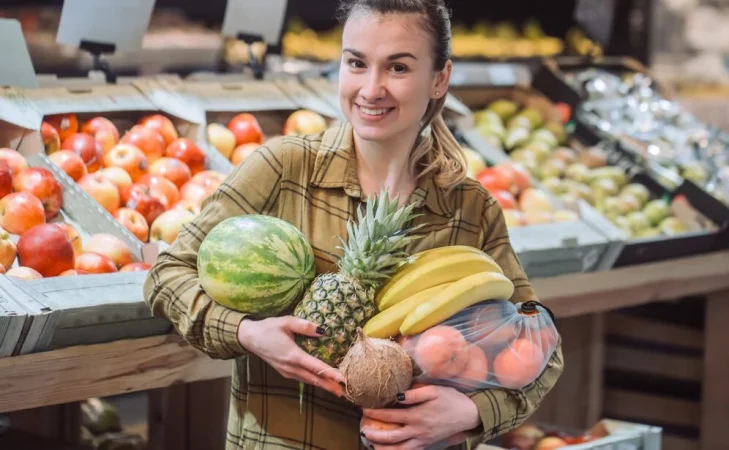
[530,129,559,149]
[565,163,591,184]
[620,184,650,206]
[659,216,688,235]
[505,127,531,150]
[543,122,568,145]
[681,161,709,185]
[474,110,504,129]
[542,177,564,194]
[476,122,506,141]
[642,199,671,226]
[541,159,567,179]
[519,107,544,128]
[507,114,534,130]
[590,178,620,202]
[587,167,628,188]
[487,99,519,121]
[597,197,623,222]
[626,211,651,233]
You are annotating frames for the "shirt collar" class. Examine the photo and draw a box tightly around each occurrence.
[310,122,454,218]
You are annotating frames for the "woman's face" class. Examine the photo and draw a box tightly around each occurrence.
[338,12,449,145]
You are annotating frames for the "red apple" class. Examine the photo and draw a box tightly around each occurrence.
[136,174,180,208]
[231,143,260,165]
[165,138,206,175]
[179,181,215,208]
[283,110,328,136]
[103,144,149,182]
[476,167,512,193]
[120,125,165,163]
[42,121,61,154]
[12,167,64,220]
[124,185,165,225]
[77,173,120,214]
[60,269,88,276]
[149,157,192,189]
[75,252,118,274]
[97,167,133,195]
[113,208,149,242]
[81,117,120,154]
[45,113,78,141]
[61,133,103,173]
[17,223,75,277]
[56,223,83,256]
[120,262,152,272]
[0,148,29,175]
[0,225,17,269]
[0,192,46,234]
[150,209,195,244]
[6,266,43,280]
[172,199,201,216]
[227,113,264,146]
[49,150,87,182]
[0,161,12,199]
[492,189,517,210]
[139,114,179,146]
[84,233,134,269]
[190,170,225,191]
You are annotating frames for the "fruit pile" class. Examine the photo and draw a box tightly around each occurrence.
[205,110,329,165]
[0,148,147,278]
[499,422,600,449]
[42,113,226,245]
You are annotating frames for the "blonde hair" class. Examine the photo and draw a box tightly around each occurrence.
[410,95,468,194]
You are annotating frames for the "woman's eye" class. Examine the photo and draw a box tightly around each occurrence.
[347,59,365,69]
[391,64,408,74]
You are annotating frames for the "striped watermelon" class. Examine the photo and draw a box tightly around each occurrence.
[198,215,316,317]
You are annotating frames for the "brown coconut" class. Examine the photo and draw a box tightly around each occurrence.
[340,328,413,408]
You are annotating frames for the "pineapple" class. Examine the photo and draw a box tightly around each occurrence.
[294,189,422,366]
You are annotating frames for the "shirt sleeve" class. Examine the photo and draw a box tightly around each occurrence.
[143,138,288,360]
[464,195,565,442]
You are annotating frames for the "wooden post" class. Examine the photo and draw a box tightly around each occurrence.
[700,289,729,450]
[6,403,82,443]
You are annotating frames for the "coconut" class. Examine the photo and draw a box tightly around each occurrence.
[340,328,413,408]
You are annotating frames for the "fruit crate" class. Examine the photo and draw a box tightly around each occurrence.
[178,75,340,172]
[446,84,625,278]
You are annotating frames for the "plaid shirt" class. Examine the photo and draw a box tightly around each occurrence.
[144,122,564,450]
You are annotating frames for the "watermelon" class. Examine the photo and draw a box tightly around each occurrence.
[198,215,316,317]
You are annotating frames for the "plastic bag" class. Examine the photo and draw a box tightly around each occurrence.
[398,300,559,391]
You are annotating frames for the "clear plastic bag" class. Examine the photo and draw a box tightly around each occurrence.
[397,300,559,392]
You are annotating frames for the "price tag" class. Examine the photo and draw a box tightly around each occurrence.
[222,0,289,45]
[56,0,156,51]
[0,19,38,89]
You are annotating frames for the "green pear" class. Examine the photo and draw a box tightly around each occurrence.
[474,110,504,128]
[519,107,544,128]
[565,163,591,184]
[659,216,688,235]
[505,127,531,150]
[642,199,671,226]
[487,99,519,121]
[530,128,559,149]
[626,211,651,233]
[543,121,568,145]
[616,193,642,214]
[590,178,620,202]
[542,177,565,194]
[620,183,650,206]
[597,196,623,221]
[507,114,534,130]
[587,166,628,188]
[681,161,709,185]
[541,159,566,179]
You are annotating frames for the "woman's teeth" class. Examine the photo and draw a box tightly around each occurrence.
[359,106,390,116]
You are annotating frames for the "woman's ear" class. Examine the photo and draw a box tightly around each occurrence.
[432,60,453,100]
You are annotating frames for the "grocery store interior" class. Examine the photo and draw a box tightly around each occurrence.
[0,0,727,449]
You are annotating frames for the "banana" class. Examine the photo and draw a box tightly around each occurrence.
[377,251,504,311]
[364,283,453,338]
[400,272,514,336]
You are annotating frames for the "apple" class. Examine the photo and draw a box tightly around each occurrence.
[283,110,328,136]
[81,117,120,155]
[135,174,180,209]
[12,167,64,220]
[535,436,568,450]
[0,192,46,234]
[42,121,61,154]
[60,269,88,276]
[165,138,206,175]
[125,185,166,225]
[179,181,215,208]
[191,170,225,190]
[476,167,511,193]
[113,208,149,242]
[98,166,133,194]
[139,114,179,146]
[120,262,152,272]
[502,209,526,228]
[45,113,78,141]
[77,173,121,213]
[49,150,87,182]
[0,226,17,269]
[121,125,165,164]
[227,113,264,146]
[17,223,75,277]
[492,189,517,210]
[55,223,83,256]
[75,252,118,274]
[231,143,260,165]
[149,157,192,189]
[0,161,12,199]
[207,123,237,159]
[104,144,149,182]
[6,266,43,280]
[150,209,195,244]
[0,148,29,175]
[519,188,554,213]
[172,199,201,216]
[61,133,103,173]
[84,233,134,269]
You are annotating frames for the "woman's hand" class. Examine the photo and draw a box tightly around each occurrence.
[237,317,346,398]
[361,385,481,450]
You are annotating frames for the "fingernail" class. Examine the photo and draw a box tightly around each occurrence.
[396,392,406,402]
[360,431,366,438]
[316,326,327,335]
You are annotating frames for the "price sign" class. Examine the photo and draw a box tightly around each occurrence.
[222,0,289,45]
[56,0,156,52]
[0,19,38,88]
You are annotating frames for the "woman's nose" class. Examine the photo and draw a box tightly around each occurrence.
[359,72,386,102]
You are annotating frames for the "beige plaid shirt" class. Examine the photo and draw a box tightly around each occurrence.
[144,122,564,450]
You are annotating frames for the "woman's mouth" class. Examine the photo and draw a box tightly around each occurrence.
[356,105,394,121]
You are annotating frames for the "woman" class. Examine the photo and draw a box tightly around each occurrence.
[144,0,564,449]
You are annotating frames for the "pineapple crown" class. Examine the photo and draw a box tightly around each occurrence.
[337,188,424,288]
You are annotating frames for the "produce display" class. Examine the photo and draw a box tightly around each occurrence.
[498,422,601,449]
[42,113,226,245]
[205,109,329,165]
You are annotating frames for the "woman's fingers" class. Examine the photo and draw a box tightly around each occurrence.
[362,426,416,445]
[283,316,325,338]
[287,366,345,397]
[296,352,346,384]
[395,385,439,406]
[363,407,411,425]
